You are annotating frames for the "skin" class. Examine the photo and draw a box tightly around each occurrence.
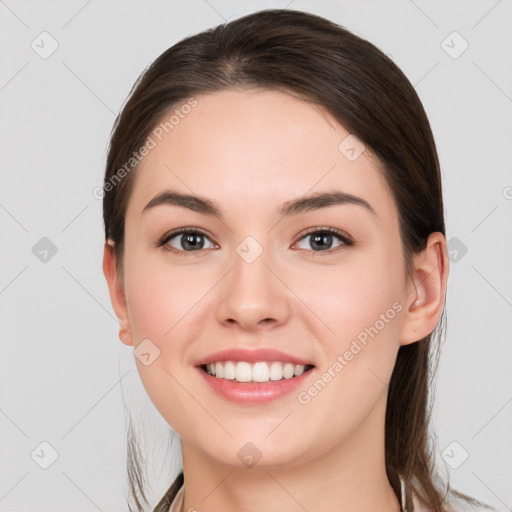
[103,89,449,512]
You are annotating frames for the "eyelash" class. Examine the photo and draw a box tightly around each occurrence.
[157,226,354,257]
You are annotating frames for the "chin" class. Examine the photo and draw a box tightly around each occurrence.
[195,435,315,471]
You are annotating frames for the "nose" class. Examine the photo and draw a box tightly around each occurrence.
[215,244,292,331]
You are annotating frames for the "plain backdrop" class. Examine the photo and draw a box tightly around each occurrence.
[1,0,511,510]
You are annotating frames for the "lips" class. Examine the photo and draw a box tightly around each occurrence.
[194,347,315,404]
[194,347,313,367]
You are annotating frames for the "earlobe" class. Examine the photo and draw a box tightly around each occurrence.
[102,240,134,347]
[400,232,449,345]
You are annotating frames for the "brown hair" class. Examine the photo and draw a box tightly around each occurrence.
[103,9,489,512]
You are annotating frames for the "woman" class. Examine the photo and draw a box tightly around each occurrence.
[102,9,492,512]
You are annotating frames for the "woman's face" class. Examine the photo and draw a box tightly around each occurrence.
[112,89,417,468]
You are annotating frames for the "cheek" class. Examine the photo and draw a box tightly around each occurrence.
[288,251,405,448]
[121,241,219,392]
[292,246,405,353]
[122,241,209,344]
[121,246,213,435]
[288,248,406,433]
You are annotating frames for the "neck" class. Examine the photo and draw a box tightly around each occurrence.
[179,394,401,512]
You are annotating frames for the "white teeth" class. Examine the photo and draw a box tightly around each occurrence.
[224,361,236,380]
[283,363,295,379]
[205,361,309,382]
[269,361,283,381]
[235,362,252,382]
[253,362,270,382]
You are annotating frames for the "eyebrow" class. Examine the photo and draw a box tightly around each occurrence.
[141,190,377,219]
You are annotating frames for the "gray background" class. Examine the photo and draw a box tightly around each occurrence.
[1,0,511,510]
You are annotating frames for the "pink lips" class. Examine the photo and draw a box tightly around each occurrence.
[194,347,313,367]
[194,347,315,405]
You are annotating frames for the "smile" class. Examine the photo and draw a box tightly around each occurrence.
[203,361,314,382]
[194,347,315,404]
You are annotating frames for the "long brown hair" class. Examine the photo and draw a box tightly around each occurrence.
[103,9,489,511]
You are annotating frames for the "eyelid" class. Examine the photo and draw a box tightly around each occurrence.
[296,226,352,241]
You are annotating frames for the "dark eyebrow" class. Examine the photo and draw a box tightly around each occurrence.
[142,190,222,217]
[141,190,376,219]
[281,191,376,217]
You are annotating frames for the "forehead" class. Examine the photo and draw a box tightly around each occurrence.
[126,89,396,225]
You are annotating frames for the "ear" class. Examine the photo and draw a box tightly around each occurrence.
[102,239,134,346]
[400,232,449,346]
